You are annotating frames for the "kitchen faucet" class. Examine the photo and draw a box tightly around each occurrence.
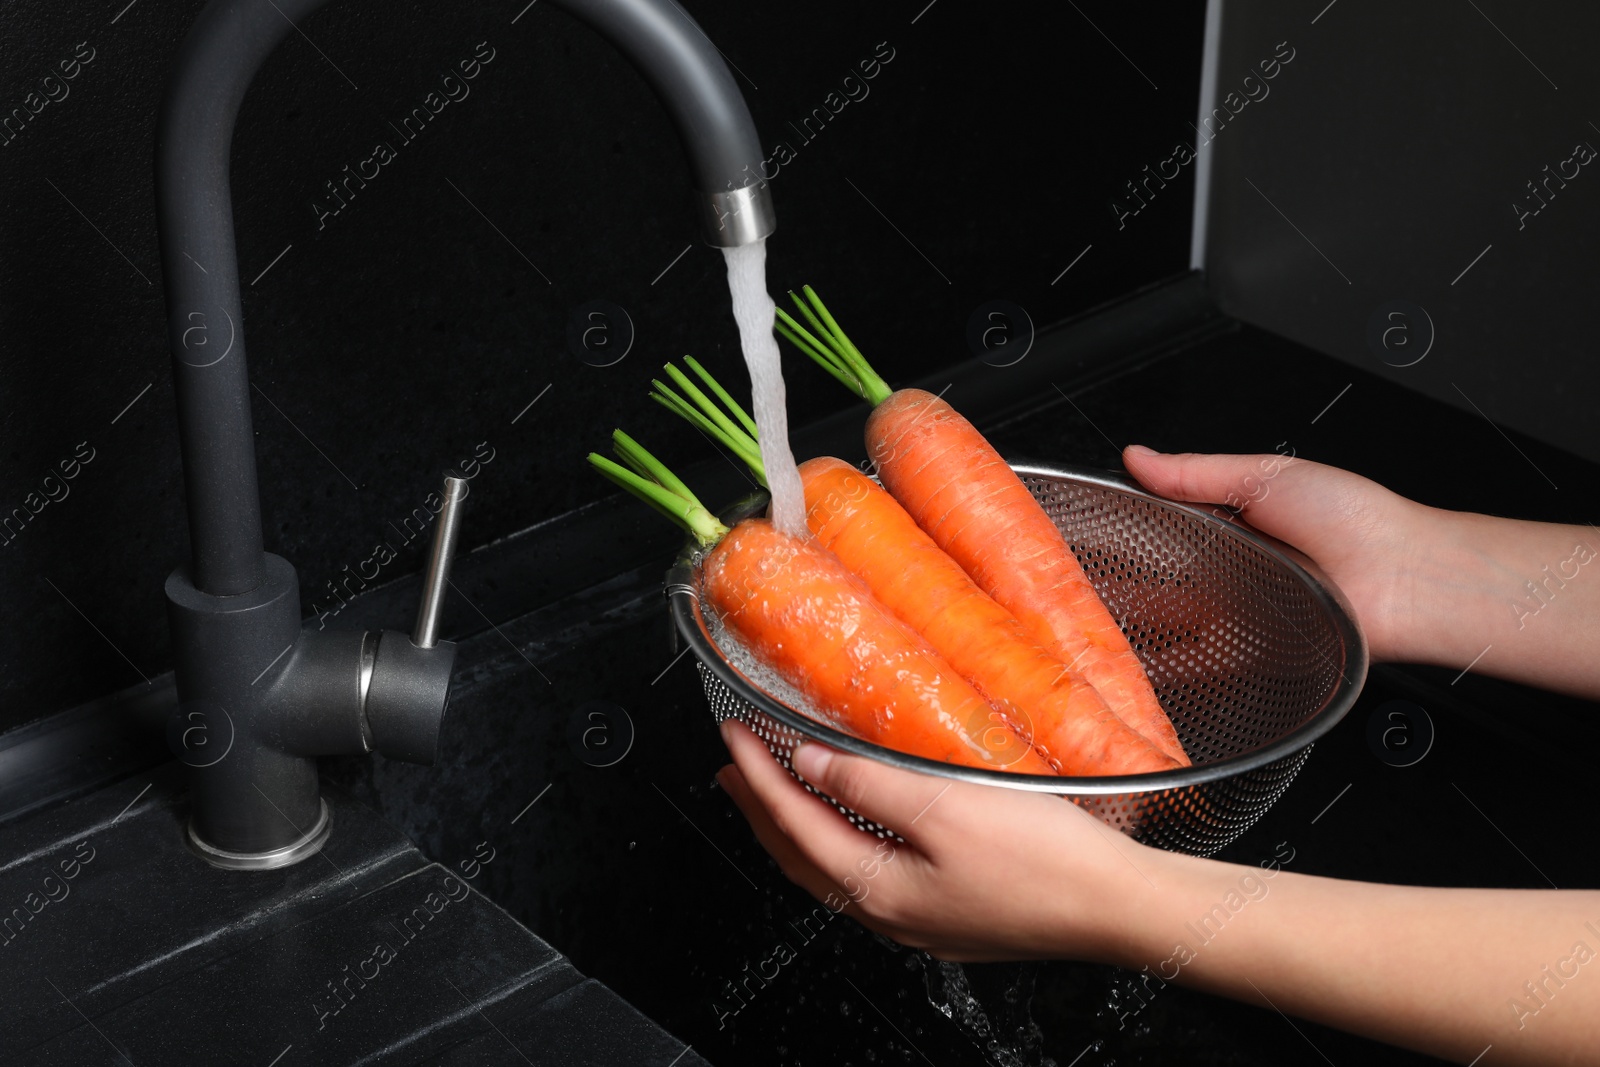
[155,0,775,869]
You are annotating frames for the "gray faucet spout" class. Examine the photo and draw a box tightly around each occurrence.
[154,0,773,867]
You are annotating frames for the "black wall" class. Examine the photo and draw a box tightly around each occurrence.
[1201,0,1600,464]
[0,1,1205,734]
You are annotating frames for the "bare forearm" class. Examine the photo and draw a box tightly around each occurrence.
[1389,507,1600,698]
[1102,851,1600,1065]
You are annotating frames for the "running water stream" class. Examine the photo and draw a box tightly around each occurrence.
[721,239,807,538]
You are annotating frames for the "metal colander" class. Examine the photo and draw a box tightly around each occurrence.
[667,462,1367,857]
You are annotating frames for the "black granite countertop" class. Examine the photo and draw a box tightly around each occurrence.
[0,761,707,1065]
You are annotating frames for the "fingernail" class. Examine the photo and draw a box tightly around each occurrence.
[792,742,833,781]
[1126,444,1159,457]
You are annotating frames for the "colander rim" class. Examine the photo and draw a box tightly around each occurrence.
[666,459,1369,796]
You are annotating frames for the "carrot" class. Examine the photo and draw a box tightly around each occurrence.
[799,457,1180,775]
[653,359,1179,776]
[587,431,1057,775]
[776,289,1190,766]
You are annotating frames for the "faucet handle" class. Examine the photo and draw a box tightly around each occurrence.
[414,472,469,648]
[358,470,466,766]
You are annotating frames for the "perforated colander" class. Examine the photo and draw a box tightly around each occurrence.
[667,462,1367,857]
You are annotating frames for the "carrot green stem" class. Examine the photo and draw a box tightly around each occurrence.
[653,360,766,485]
[649,382,734,457]
[589,453,685,528]
[800,285,877,387]
[775,286,892,406]
[663,364,752,456]
[773,312,866,400]
[685,355,758,439]
[609,436,666,491]
[786,290,840,358]
[611,429,694,504]
[586,443,728,548]
[650,380,719,438]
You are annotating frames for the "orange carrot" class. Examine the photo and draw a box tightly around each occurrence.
[651,358,1177,775]
[777,291,1190,766]
[588,433,1056,775]
[799,457,1179,775]
[706,518,1056,775]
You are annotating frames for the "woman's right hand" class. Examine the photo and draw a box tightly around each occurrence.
[1121,445,1435,663]
[716,718,1166,965]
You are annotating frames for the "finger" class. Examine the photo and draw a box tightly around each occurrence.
[719,763,911,943]
[721,720,926,880]
[716,762,838,900]
[798,738,1089,867]
[1124,443,1393,543]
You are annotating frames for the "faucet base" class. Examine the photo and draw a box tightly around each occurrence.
[186,799,332,870]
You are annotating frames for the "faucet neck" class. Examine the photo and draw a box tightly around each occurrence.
[155,0,333,596]
[155,0,774,596]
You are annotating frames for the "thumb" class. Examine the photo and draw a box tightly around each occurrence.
[1121,444,1414,571]
[792,741,960,842]
[1122,445,1298,516]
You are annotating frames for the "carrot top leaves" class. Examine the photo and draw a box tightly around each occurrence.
[587,430,728,548]
[652,358,768,487]
[684,355,757,439]
[599,288,886,546]
[773,285,892,407]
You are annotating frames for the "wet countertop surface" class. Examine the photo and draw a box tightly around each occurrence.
[6,314,1600,1066]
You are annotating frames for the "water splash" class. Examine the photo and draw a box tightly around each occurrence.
[919,957,1058,1067]
[721,239,807,538]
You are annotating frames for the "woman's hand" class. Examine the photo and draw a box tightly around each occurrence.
[714,448,1600,1063]
[716,718,1165,963]
[1122,446,1600,696]
[1121,445,1435,663]
[719,719,1600,1065]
